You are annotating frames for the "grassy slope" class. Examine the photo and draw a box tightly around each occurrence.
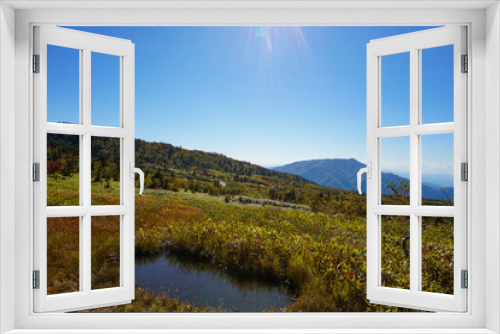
[46,135,452,312]
[47,175,453,312]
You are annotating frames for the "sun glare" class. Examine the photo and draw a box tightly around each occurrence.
[247,26,311,57]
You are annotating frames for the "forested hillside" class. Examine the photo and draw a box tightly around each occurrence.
[47,136,350,205]
[135,139,307,182]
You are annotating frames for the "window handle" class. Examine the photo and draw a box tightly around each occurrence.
[129,162,144,195]
[357,162,371,195]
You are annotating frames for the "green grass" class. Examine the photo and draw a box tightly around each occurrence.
[83,288,220,312]
[47,174,121,206]
[47,174,453,312]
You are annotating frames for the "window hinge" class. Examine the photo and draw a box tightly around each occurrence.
[461,54,468,73]
[33,163,40,182]
[33,270,40,289]
[33,54,40,73]
[461,270,468,289]
[461,162,468,182]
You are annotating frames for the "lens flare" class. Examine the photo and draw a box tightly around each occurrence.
[247,26,311,57]
[256,26,265,38]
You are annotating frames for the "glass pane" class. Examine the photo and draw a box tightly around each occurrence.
[91,52,120,127]
[91,137,121,205]
[381,215,410,290]
[47,134,80,206]
[381,52,410,127]
[91,215,120,290]
[47,45,80,124]
[421,45,454,124]
[381,136,410,205]
[47,217,80,295]
[421,217,454,294]
[421,133,454,206]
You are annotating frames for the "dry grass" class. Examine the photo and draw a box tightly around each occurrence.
[47,183,451,312]
[84,288,219,313]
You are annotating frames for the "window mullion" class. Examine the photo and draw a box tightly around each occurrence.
[82,213,91,293]
[82,48,92,294]
[78,49,85,293]
[82,135,91,294]
[409,47,420,294]
[82,48,91,208]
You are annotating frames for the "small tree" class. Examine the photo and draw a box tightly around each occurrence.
[47,161,63,178]
[440,188,454,206]
[386,178,410,205]
[144,174,153,189]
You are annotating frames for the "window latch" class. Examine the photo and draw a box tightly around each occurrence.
[129,162,144,195]
[357,162,371,194]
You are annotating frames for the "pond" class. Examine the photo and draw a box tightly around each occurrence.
[135,252,292,312]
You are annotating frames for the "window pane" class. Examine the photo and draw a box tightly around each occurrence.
[47,45,80,124]
[47,217,80,295]
[91,52,120,127]
[381,215,410,290]
[381,136,410,205]
[91,137,121,205]
[47,134,80,206]
[421,133,454,206]
[91,215,120,290]
[421,45,454,124]
[421,217,454,294]
[381,52,410,127]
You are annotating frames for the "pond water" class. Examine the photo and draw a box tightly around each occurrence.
[135,252,292,312]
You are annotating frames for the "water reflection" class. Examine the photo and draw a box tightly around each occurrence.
[135,252,292,312]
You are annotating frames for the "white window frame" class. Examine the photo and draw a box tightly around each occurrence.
[1,1,499,333]
[33,26,136,313]
[366,26,468,312]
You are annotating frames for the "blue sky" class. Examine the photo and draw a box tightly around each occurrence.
[47,26,454,183]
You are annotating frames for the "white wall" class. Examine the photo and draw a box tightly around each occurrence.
[0,2,16,333]
[486,2,500,333]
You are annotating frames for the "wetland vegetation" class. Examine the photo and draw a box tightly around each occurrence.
[46,135,454,312]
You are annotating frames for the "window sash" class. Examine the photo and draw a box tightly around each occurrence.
[366,26,468,312]
[32,25,136,313]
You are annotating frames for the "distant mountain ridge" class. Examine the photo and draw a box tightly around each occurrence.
[273,158,453,201]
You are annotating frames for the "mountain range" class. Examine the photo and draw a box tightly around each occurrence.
[50,133,453,201]
[272,158,453,201]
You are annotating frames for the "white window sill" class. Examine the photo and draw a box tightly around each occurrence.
[4,329,498,334]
